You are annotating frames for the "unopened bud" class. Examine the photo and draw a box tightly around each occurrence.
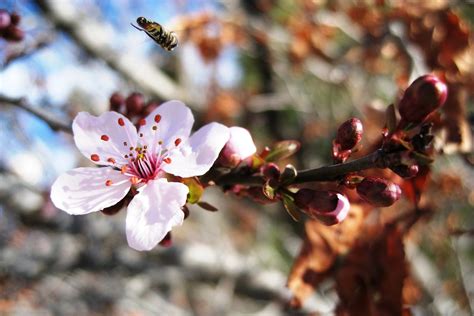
[4,25,24,41]
[261,163,280,181]
[125,92,145,115]
[398,75,448,124]
[390,164,419,179]
[109,92,124,112]
[0,10,11,30]
[356,177,401,207]
[295,189,350,225]
[159,232,172,247]
[336,118,364,150]
[219,126,257,168]
[10,12,20,25]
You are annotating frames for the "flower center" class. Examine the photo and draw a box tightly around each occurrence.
[122,144,170,185]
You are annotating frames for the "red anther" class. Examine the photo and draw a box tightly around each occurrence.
[154,114,162,123]
[105,179,113,186]
[107,158,116,164]
[356,177,401,207]
[101,135,109,141]
[174,138,182,146]
[138,118,146,126]
[118,118,125,126]
[398,75,448,125]
[163,157,172,164]
[335,118,364,150]
[109,92,124,112]
[90,154,100,162]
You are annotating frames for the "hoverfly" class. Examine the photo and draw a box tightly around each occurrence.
[131,16,178,51]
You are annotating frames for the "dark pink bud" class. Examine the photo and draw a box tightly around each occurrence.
[398,75,448,124]
[356,177,401,207]
[109,92,124,112]
[261,163,280,181]
[125,92,145,115]
[390,164,419,179]
[10,12,20,25]
[295,189,350,225]
[4,25,24,41]
[0,10,11,30]
[336,118,363,150]
[159,232,172,247]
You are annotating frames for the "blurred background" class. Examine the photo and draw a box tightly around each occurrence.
[0,0,473,315]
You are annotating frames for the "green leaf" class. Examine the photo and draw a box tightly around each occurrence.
[263,180,277,200]
[281,193,301,222]
[182,178,204,204]
[265,140,301,162]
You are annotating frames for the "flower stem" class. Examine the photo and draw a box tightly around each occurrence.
[216,150,384,187]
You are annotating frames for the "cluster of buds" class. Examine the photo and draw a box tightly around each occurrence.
[333,117,364,163]
[109,92,162,125]
[0,10,23,42]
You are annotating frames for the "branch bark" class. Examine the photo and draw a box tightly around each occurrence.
[0,94,72,133]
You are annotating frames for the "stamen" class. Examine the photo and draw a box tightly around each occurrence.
[131,176,140,185]
[154,114,161,123]
[175,138,182,146]
[163,157,172,164]
[129,147,134,151]
[105,179,113,186]
[90,154,100,162]
[138,118,146,126]
[158,140,163,145]
[101,135,110,141]
[125,154,128,158]
[121,166,128,174]
[107,158,116,164]
[118,118,125,126]
[152,126,158,131]
[139,133,144,137]
[123,141,128,146]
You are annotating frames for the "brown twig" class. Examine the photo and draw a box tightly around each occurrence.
[2,33,55,69]
[0,94,72,133]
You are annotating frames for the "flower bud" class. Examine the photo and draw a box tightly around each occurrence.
[219,126,257,167]
[10,12,20,25]
[295,189,350,225]
[398,75,448,124]
[158,232,172,247]
[4,25,24,41]
[356,177,401,207]
[261,163,280,181]
[390,164,419,179]
[125,92,145,115]
[109,92,124,112]
[0,10,11,30]
[336,118,364,150]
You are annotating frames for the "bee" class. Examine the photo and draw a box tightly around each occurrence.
[132,16,178,51]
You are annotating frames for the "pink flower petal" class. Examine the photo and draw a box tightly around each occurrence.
[162,122,230,178]
[126,179,188,251]
[73,111,138,166]
[222,126,257,160]
[138,100,194,152]
[320,193,350,222]
[50,167,131,215]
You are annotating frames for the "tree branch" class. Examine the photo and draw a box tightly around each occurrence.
[0,94,72,133]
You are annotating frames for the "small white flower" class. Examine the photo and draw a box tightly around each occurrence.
[51,100,230,251]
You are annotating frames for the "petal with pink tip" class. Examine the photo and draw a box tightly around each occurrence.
[126,179,188,251]
[73,111,138,166]
[50,167,131,215]
[138,100,194,152]
[223,126,257,160]
[162,122,230,178]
